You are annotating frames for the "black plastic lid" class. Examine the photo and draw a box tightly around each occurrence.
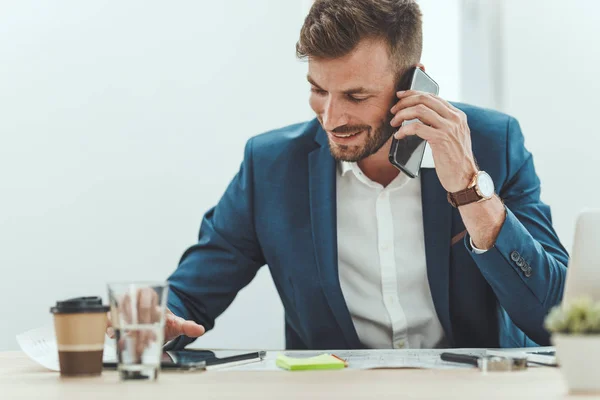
[50,296,109,314]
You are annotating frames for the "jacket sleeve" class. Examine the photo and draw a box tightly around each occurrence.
[165,138,266,349]
[465,116,569,346]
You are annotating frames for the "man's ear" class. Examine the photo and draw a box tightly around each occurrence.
[417,63,426,72]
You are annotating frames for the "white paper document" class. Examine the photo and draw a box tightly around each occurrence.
[218,347,556,372]
[222,348,487,371]
[16,325,116,371]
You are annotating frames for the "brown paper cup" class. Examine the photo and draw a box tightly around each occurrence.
[53,312,107,376]
[51,297,109,377]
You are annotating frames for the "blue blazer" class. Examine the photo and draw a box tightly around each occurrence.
[167,103,569,350]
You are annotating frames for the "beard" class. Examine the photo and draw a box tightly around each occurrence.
[325,113,396,162]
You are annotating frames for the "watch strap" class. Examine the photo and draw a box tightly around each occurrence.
[447,187,482,208]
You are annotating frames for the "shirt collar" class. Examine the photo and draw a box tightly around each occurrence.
[339,143,435,176]
[420,142,435,168]
[339,160,355,177]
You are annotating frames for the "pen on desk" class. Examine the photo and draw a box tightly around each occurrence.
[440,352,480,367]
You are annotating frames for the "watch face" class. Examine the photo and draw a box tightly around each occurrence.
[477,172,495,198]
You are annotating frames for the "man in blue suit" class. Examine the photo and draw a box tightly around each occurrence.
[162,0,569,350]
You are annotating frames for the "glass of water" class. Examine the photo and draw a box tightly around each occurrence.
[107,282,169,381]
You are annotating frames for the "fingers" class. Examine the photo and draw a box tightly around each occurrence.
[431,93,462,114]
[165,313,187,341]
[394,121,441,143]
[181,320,206,338]
[106,311,115,338]
[390,91,448,129]
[390,103,447,130]
[137,288,159,329]
[391,90,452,117]
[110,291,201,351]
[164,311,205,342]
[390,91,464,132]
[122,293,133,325]
[109,286,174,364]
[136,288,159,357]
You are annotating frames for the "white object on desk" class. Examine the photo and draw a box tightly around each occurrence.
[16,325,116,371]
[552,209,600,393]
[563,209,600,303]
[485,347,557,367]
[552,334,600,393]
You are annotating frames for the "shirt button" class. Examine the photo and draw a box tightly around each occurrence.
[510,251,520,262]
[381,242,391,251]
[394,340,405,349]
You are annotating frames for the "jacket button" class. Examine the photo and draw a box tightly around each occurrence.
[524,267,532,277]
[510,251,520,262]
[516,258,525,267]
[521,262,529,272]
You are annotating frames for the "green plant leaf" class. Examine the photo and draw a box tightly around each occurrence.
[544,296,600,334]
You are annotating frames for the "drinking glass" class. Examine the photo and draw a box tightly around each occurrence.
[108,282,169,380]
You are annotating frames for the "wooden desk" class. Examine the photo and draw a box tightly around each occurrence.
[0,351,583,399]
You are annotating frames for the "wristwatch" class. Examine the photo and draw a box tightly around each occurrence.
[447,171,495,208]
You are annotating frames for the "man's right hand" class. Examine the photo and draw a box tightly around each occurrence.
[107,306,205,343]
[161,308,206,342]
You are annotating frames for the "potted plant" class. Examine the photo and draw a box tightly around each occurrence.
[544,296,600,393]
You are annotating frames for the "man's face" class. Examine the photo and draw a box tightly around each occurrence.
[308,39,398,162]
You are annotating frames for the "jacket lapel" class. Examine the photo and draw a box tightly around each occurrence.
[420,169,455,346]
[308,127,362,349]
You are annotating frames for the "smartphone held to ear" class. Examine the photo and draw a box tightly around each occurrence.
[388,67,439,178]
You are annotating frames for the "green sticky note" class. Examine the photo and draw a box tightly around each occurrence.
[276,354,346,371]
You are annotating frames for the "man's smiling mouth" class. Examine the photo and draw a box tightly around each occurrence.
[331,130,364,138]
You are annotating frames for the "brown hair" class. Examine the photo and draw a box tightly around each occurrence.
[296,0,423,79]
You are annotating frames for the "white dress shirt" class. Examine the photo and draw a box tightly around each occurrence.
[335,144,487,350]
[336,160,445,349]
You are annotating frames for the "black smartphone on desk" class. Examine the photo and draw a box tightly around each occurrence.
[103,350,266,371]
[388,67,439,178]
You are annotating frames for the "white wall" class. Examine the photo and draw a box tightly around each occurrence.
[500,0,600,250]
[458,0,600,251]
[459,0,504,109]
[0,0,460,351]
[419,0,461,102]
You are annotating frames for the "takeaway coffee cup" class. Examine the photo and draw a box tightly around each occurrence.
[50,296,109,376]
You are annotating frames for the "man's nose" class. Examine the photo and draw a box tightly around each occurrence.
[322,98,348,131]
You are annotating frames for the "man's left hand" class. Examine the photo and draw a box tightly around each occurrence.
[390,90,477,192]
